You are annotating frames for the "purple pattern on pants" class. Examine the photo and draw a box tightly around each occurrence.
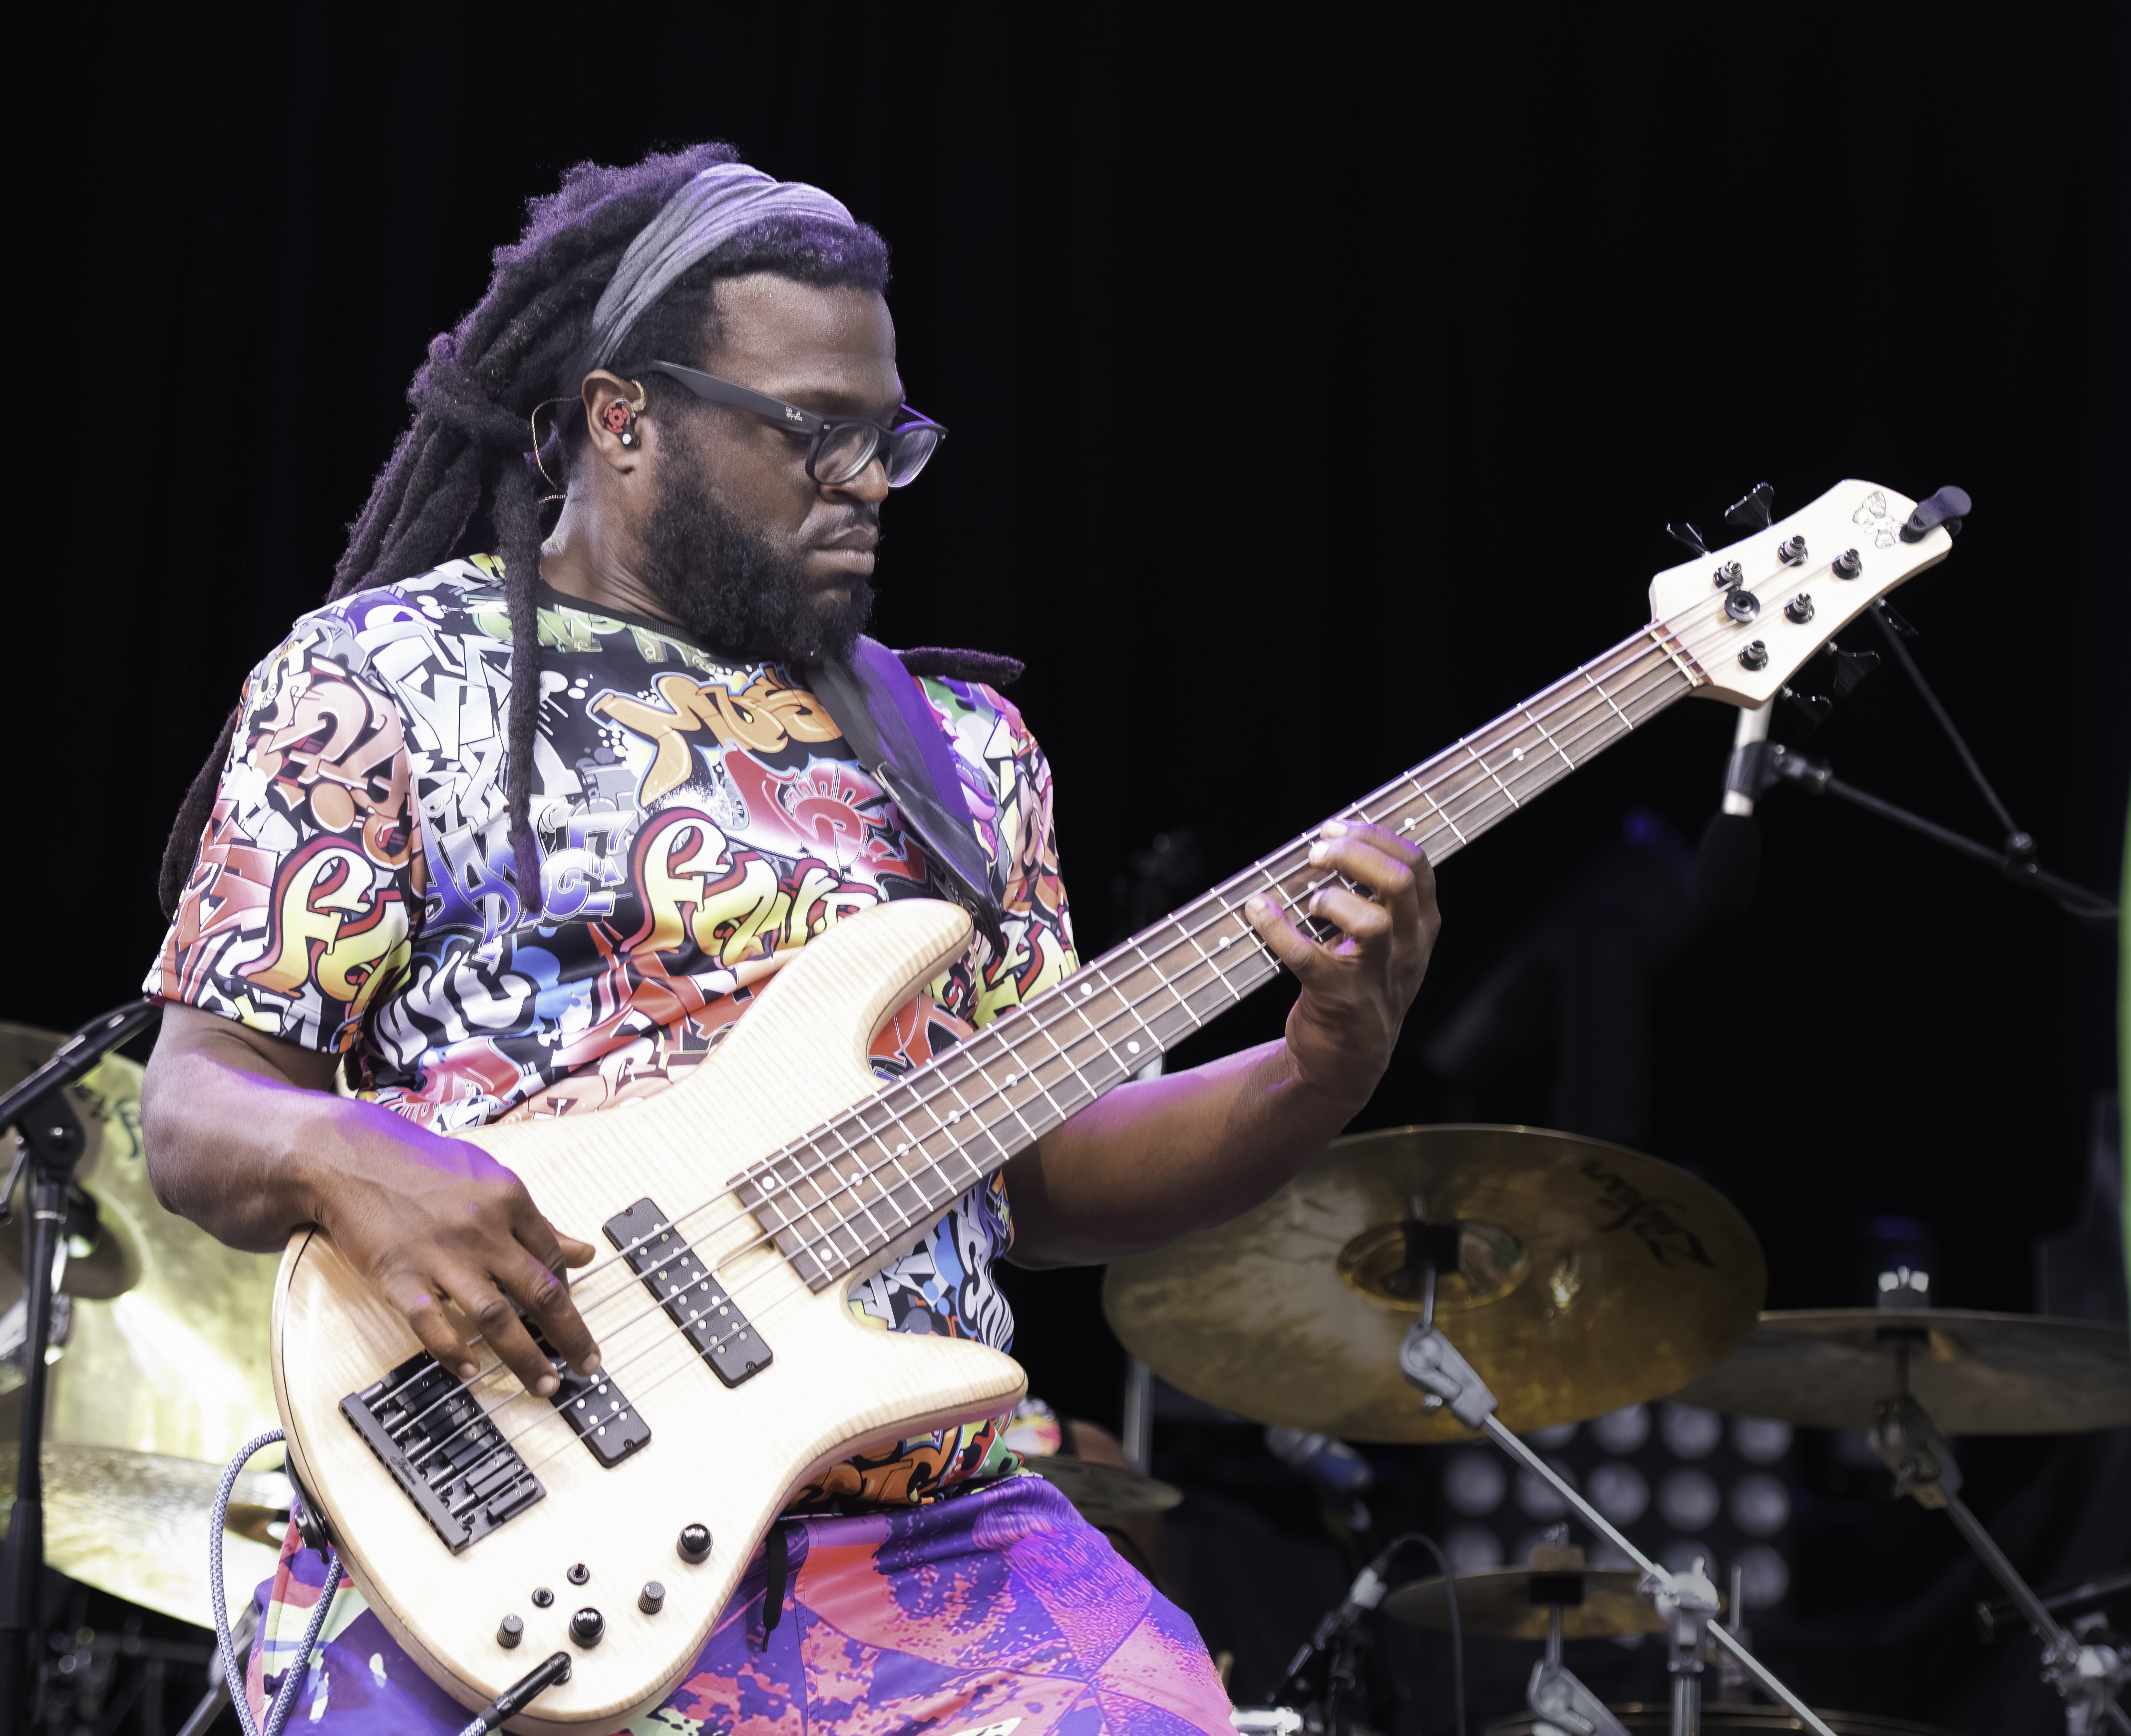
[245,1473,1231,1735]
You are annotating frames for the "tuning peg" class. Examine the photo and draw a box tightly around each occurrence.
[1899,485,1971,543]
[1874,601,1920,641]
[1724,483,1775,531]
[1667,521,1710,557]
[1782,686,1834,727]
[1829,646,1881,697]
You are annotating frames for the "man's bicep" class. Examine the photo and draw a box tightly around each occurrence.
[152,1001,342,1093]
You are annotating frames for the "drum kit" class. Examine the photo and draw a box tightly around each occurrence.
[1104,1126,2131,1736]
[3,1025,2128,1734]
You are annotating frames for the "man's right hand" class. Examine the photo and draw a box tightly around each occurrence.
[141,1004,601,1397]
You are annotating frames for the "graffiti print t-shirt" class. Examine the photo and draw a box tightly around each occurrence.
[148,556,1077,1506]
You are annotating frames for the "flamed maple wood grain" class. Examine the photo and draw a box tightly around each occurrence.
[274,898,1027,1733]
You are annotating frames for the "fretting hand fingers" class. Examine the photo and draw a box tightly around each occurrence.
[1244,820,1440,1104]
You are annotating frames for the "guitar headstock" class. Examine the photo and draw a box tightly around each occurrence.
[1648,479,1965,706]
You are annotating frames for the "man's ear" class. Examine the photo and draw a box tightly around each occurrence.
[581,371,648,470]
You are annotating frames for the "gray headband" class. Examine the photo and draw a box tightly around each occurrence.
[571,162,856,386]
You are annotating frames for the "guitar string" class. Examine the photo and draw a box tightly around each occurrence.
[399,614,1726,1476]
[403,614,1696,1418]
[408,635,1703,1476]
[405,633,1713,1475]
[406,569,1790,1467]
[397,613,1720,1471]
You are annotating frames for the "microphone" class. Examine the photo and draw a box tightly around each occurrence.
[1695,703,1774,919]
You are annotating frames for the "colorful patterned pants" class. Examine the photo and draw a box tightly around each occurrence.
[245,1473,1233,1735]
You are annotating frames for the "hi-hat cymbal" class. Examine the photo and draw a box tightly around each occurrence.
[0,1443,287,1630]
[1022,1456,1184,1525]
[1103,1126,1764,1442]
[1666,1310,2131,1433]
[1385,1566,1666,1639]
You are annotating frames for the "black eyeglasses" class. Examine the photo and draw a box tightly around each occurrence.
[637,360,947,488]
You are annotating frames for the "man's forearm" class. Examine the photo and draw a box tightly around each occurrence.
[141,1021,349,1252]
[1003,1038,1363,1268]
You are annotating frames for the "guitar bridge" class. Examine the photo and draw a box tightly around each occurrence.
[604,1197,772,1387]
[343,1353,545,1553]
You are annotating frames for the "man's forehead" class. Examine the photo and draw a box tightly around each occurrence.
[707,275,900,407]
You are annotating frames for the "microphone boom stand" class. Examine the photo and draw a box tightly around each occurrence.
[0,999,162,1729]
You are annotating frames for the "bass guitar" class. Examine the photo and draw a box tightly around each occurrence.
[273,478,1963,1730]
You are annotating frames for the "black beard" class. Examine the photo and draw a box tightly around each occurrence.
[634,459,874,667]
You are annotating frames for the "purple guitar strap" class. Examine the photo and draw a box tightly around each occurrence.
[807,637,1008,952]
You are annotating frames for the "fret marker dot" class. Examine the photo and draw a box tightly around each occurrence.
[1217,935,1231,949]
[1511,747,1525,762]
[894,1143,909,1157]
[947,1110,962,1123]
[1080,985,1093,998]
[1127,1040,1141,1055]
[1401,818,1418,832]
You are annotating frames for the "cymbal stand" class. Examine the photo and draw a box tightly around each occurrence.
[1712,1562,1752,1702]
[1869,1362,2131,1736]
[1527,1601,1630,1736]
[1398,1293,1837,1736]
[0,998,161,1731]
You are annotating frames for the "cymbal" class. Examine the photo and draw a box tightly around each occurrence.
[1022,1456,1183,1525]
[0,1443,288,1630]
[1667,1309,2131,1434]
[0,1021,285,1626]
[1386,1567,1665,1639]
[1484,1709,1954,1734]
[1103,1126,1764,1442]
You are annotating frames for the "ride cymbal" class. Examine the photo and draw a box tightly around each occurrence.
[1103,1126,1764,1442]
[1666,1310,2131,1434]
[1385,1566,1666,1639]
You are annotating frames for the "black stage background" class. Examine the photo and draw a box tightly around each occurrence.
[29,5,2127,1731]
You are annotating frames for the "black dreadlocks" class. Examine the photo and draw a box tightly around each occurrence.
[158,142,891,920]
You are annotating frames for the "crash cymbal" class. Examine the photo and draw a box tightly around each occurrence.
[0,1443,287,1630]
[1103,1126,1764,1443]
[1667,1309,2131,1434]
[1386,1567,1667,1639]
[1022,1456,1183,1525]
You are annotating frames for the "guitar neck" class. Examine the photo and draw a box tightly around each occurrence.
[742,624,1704,1288]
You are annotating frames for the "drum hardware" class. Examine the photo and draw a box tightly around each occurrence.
[1976,1569,2131,1647]
[1869,1382,2131,1734]
[0,998,160,1728]
[1394,1242,1826,1736]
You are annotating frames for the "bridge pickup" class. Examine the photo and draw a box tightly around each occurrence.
[604,1196,772,1388]
[342,1352,544,1553]
[532,1321,652,1468]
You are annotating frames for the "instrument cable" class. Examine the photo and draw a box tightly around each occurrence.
[212,1431,566,1736]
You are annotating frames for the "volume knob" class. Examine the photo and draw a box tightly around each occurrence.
[570,1608,605,1648]
[677,1524,712,1564]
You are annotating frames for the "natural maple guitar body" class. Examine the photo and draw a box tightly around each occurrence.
[274,899,1013,1734]
[273,479,1960,1731]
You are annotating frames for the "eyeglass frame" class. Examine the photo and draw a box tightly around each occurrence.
[631,359,947,487]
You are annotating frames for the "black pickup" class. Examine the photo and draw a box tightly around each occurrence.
[604,1197,772,1388]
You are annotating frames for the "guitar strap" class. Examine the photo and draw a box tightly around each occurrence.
[807,636,1009,953]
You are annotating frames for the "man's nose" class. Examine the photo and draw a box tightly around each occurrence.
[827,452,891,505]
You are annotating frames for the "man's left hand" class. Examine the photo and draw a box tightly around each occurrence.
[1244,820,1439,1110]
